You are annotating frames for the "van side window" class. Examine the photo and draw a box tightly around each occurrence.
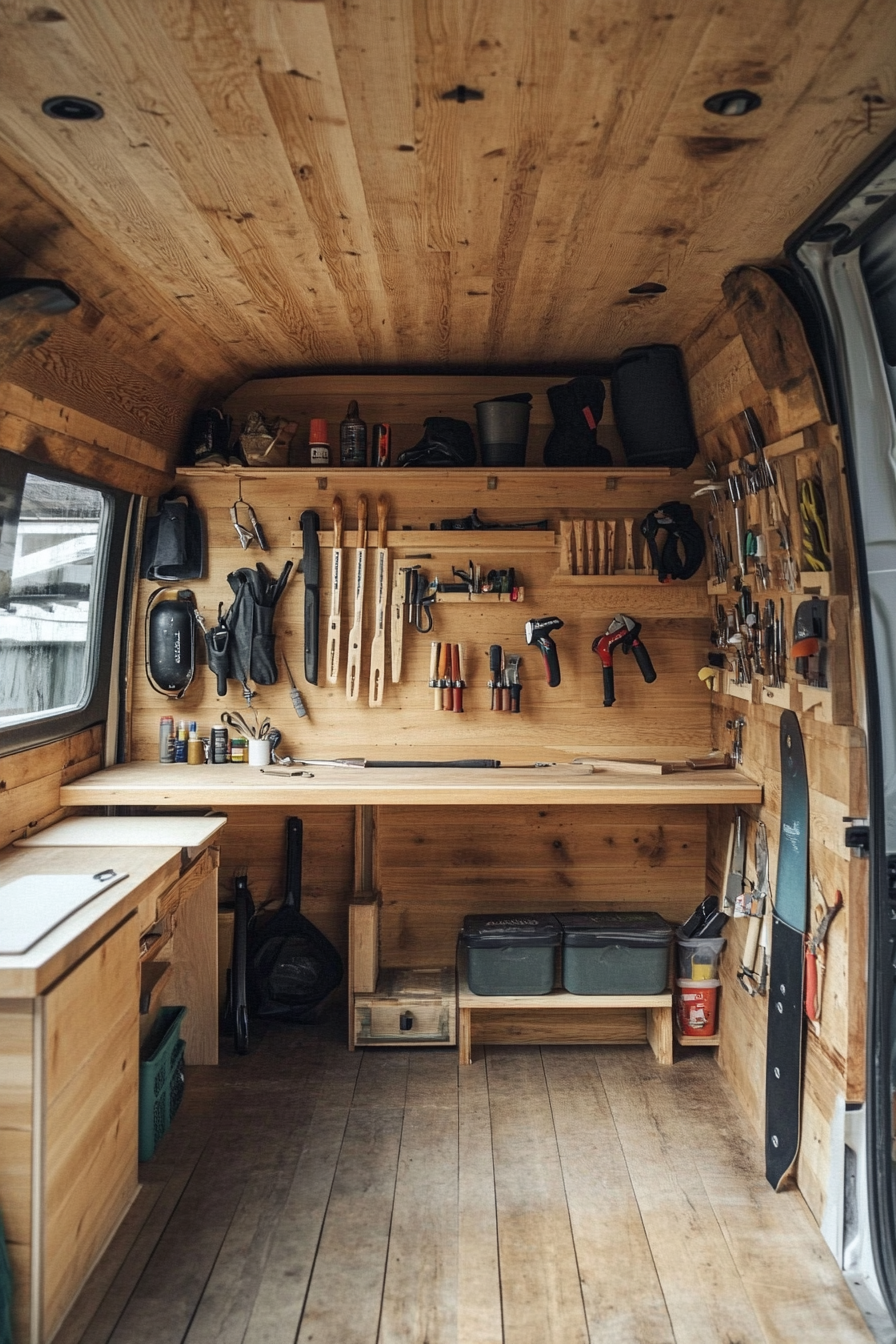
[0,473,106,725]
[0,450,130,752]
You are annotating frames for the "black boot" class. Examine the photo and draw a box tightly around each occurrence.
[397,417,476,467]
[543,377,612,466]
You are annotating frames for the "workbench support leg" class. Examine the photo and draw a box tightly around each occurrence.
[458,1008,472,1066]
[647,1006,673,1065]
[350,806,377,1051]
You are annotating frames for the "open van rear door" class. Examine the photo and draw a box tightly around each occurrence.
[790,132,896,1332]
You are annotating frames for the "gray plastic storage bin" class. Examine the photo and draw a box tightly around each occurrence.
[557,911,672,995]
[460,913,560,995]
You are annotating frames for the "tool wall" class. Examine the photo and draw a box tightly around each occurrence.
[684,292,866,1226]
[128,375,713,967]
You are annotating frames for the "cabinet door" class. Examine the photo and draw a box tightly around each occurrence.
[41,916,139,1341]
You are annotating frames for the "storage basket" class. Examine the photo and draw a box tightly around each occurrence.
[139,1005,187,1162]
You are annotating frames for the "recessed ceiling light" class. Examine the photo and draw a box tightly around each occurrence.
[41,95,104,122]
[703,89,762,117]
[628,283,667,295]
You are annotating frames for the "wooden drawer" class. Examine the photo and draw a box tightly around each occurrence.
[353,967,456,1047]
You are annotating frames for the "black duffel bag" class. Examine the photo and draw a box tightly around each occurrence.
[611,344,698,469]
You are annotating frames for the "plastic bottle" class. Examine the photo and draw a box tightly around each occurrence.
[159,715,174,763]
[339,401,367,466]
[309,418,330,467]
[174,720,188,763]
[187,721,204,765]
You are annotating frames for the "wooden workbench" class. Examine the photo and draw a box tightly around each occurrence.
[60,760,762,808]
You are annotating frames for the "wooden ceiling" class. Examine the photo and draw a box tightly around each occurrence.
[0,0,895,402]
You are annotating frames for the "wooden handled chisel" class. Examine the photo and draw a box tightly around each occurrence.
[346,495,368,701]
[369,495,389,706]
[326,496,344,684]
[390,559,406,683]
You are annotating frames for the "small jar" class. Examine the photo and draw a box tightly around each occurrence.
[230,735,248,763]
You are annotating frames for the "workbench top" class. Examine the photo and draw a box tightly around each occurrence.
[59,761,762,808]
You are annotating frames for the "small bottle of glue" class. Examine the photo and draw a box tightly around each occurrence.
[309,418,330,467]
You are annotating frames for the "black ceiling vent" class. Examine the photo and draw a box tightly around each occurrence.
[628,282,667,295]
[441,85,484,105]
[41,95,104,122]
[704,89,762,117]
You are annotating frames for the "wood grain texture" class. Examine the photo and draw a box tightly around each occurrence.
[0,725,102,853]
[0,0,891,403]
[42,916,140,1342]
[162,862,219,1065]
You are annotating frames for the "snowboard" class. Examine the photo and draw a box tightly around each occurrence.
[765,710,809,1190]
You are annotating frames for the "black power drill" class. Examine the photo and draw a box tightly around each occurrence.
[525,616,564,687]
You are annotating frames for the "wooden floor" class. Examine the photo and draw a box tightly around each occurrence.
[56,1010,873,1344]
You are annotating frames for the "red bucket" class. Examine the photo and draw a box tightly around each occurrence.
[676,978,720,1037]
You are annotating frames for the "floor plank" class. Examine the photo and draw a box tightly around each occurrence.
[241,1048,364,1344]
[487,1047,589,1344]
[598,1049,783,1344]
[542,1047,675,1344]
[379,1052,459,1344]
[295,1051,408,1344]
[56,1023,876,1344]
[601,1048,874,1344]
[457,1059,503,1344]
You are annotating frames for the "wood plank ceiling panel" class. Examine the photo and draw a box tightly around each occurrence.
[0,0,892,386]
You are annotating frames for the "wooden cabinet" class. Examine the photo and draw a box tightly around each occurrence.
[0,915,138,1344]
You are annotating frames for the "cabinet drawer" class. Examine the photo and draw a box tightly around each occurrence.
[356,1001,453,1043]
[353,966,456,1047]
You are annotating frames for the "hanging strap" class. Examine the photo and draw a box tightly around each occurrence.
[640,501,706,583]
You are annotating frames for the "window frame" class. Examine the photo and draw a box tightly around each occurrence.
[0,449,131,756]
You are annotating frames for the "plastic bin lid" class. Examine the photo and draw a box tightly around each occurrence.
[461,913,561,948]
[555,910,673,947]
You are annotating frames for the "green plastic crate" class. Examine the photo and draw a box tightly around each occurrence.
[139,1005,187,1162]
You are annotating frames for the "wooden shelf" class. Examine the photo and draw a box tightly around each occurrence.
[552,572,663,586]
[178,466,679,482]
[675,1029,720,1047]
[457,952,673,1065]
[293,528,556,551]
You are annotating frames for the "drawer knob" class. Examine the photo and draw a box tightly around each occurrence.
[399,1011,414,1031]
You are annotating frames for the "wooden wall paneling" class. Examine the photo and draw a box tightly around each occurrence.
[0,726,103,853]
[688,293,868,1226]
[213,804,356,964]
[0,400,174,498]
[376,803,705,968]
[130,453,711,765]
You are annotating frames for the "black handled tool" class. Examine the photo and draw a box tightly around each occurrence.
[299,510,321,684]
[592,613,656,707]
[525,616,564,687]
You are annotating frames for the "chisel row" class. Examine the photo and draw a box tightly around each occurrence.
[559,517,654,576]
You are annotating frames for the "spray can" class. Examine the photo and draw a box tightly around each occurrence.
[372,423,391,466]
[309,418,330,467]
[339,400,367,466]
[159,715,174,763]
[174,720,188,763]
[187,721,204,765]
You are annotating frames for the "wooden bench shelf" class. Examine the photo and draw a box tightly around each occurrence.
[456,953,673,1066]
